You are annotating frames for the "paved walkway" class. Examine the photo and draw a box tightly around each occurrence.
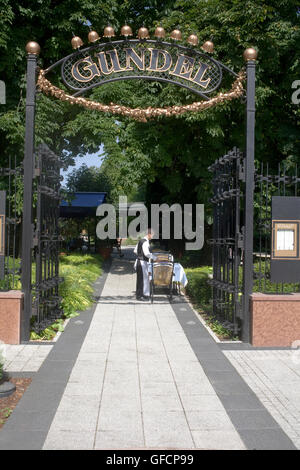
[43,253,244,450]
[3,344,53,373]
[224,350,300,449]
[0,248,298,450]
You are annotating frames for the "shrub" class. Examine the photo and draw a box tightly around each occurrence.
[185,266,212,308]
[30,253,103,340]
[184,266,239,340]
[59,253,103,316]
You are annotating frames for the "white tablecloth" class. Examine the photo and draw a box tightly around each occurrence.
[173,263,188,287]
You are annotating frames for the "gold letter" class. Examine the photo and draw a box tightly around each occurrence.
[191,63,211,89]
[71,56,100,83]
[170,54,195,80]
[147,49,172,72]
[96,52,114,75]
[125,48,145,71]
[106,49,126,73]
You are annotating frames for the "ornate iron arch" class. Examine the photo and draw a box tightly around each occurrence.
[42,39,238,100]
[21,37,257,344]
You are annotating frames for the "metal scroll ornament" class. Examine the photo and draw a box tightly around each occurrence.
[37,40,246,122]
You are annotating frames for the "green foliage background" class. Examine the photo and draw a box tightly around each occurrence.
[0,0,299,207]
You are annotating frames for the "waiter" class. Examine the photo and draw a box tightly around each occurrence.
[134,229,156,300]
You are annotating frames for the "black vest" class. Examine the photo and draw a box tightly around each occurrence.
[137,238,148,261]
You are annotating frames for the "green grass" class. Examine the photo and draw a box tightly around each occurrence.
[121,237,139,246]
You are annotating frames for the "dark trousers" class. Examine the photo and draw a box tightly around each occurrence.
[136,260,144,299]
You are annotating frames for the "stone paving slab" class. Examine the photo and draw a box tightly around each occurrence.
[224,350,300,449]
[3,344,53,372]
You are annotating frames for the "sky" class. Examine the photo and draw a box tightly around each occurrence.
[61,149,104,187]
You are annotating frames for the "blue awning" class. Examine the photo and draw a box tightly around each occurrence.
[60,192,107,218]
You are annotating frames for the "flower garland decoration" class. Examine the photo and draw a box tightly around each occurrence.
[37,69,246,122]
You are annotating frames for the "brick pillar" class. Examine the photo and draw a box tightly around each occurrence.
[251,293,300,347]
[0,291,24,344]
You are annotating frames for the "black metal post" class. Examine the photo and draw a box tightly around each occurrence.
[242,58,256,342]
[0,191,6,280]
[21,52,38,341]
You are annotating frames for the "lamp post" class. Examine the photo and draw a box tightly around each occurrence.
[242,47,258,342]
[21,41,40,341]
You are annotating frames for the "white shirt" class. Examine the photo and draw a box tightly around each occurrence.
[134,237,154,260]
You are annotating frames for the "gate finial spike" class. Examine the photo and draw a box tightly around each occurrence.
[154,26,165,39]
[243,48,258,61]
[202,41,214,53]
[187,34,199,46]
[103,25,115,38]
[170,29,182,41]
[71,36,83,49]
[121,25,133,37]
[138,26,149,39]
[88,30,100,43]
[26,41,41,55]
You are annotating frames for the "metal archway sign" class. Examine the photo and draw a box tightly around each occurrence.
[59,40,224,98]
[21,36,257,344]
[35,39,246,121]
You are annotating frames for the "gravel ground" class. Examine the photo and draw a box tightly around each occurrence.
[0,378,32,429]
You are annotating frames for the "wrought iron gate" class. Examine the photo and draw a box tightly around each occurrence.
[208,147,244,336]
[0,156,22,291]
[31,144,63,333]
[254,162,300,293]
[1,145,63,337]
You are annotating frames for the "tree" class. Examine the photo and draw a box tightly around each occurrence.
[0,0,174,165]
[66,164,111,194]
[0,0,299,228]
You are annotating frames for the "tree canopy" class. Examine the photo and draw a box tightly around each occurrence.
[0,0,299,208]
[65,163,111,194]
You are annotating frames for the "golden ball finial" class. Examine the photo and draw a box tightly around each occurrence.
[71,36,83,49]
[121,25,133,37]
[88,30,100,43]
[25,41,41,55]
[243,47,258,61]
[170,29,182,41]
[187,34,199,46]
[202,40,214,53]
[154,26,166,39]
[103,26,115,38]
[138,27,149,39]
